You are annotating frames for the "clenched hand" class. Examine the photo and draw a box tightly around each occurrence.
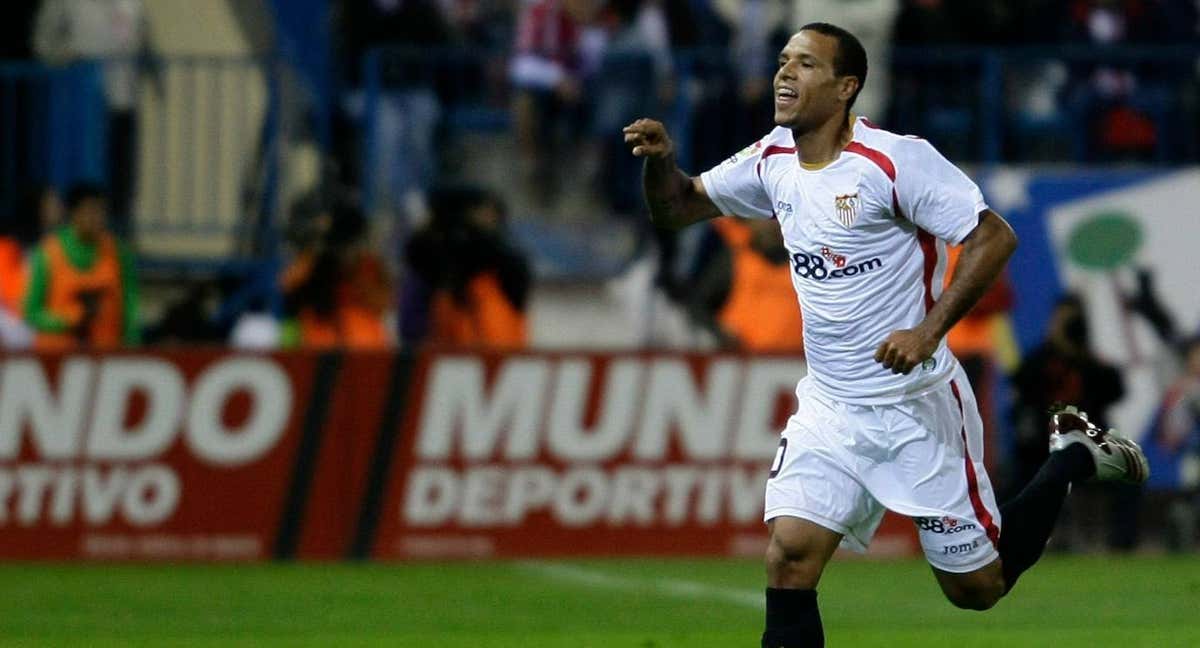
[874,328,939,375]
[623,119,674,159]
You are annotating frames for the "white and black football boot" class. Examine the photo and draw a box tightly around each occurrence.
[1048,405,1150,484]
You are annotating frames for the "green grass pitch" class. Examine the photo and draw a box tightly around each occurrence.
[0,555,1197,646]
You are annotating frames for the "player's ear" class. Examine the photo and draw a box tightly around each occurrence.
[838,75,859,103]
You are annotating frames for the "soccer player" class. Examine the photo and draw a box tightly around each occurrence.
[623,22,1150,647]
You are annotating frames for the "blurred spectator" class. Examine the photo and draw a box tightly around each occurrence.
[1061,0,1176,160]
[33,0,149,235]
[336,0,453,221]
[791,0,899,122]
[1010,293,1136,550]
[280,197,394,349]
[509,0,599,207]
[0,185,62,349]
[1009,294,1124,492]
[402,186,530,347]
[144,282,224,346]
[23,182,140,349]
[712,0,788,145]
[593,0,676,214]
[687,217,802,352]
[1143,336,1200,550]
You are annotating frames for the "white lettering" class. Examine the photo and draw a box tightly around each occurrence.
[662,467,700,525]
[121,465,180,527]
[502,466,555,524]
[417,358,547,461]
[82,466,128,524]
[606,467,659,524]
[635,359,740,460]
[734,360,805,460]
[403,467,458,526]
[459,467,506,527]
[49,467,77,526]
[88,359,185,460]
[0,358,92,460]
[552,468,608,527]
[186,358,291,466]
[547,359,641,462]
[15,465,54,525]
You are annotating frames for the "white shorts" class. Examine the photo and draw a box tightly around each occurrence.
[764,363,1002,573]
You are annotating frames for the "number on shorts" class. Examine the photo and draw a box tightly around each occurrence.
[768,438,788,479]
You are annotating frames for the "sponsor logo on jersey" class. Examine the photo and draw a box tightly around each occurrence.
[915,516,978,535]
[819,246,847,268]
[723,140,762,166]
[790,251,882,280]
[943,538,981,555]
[834,192,860,228]
[776,200,794,215]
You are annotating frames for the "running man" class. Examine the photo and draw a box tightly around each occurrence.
[623,22,1149,647]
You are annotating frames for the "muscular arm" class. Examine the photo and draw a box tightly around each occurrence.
[875,210,1017,374]
[919,210,1017,341]
[625,119,722,229]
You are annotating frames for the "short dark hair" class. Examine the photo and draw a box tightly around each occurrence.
[799,22,868,113]
[64,182,107,212]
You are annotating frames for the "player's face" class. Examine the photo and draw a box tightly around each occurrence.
[773,31,848,131]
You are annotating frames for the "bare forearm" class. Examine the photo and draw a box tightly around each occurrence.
[626,117,720,229]
[918,210,1017,340]
[643,154,690,226]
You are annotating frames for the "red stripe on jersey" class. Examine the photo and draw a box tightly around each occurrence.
[950,380,1001,549]
[759,145,795,182]
[762,145,796,158]
[844,141,895,181]
[860,117,882,129]
[917,229,937,313]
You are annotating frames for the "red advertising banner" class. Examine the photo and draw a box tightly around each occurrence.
[0,349,918,561]
[370,351,918,560]
[0,350,328,560]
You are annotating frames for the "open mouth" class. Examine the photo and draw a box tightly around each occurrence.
[775,87,798,106]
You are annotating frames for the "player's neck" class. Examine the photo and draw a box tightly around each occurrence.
[792,113,855,170]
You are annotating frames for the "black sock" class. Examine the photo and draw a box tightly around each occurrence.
[998,444,1094,593]
[762,588,823,648]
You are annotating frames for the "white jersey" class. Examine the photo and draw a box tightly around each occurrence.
[700,117,989,404]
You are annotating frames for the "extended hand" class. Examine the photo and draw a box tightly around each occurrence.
[874,328,938,375]
[623,118,674,159]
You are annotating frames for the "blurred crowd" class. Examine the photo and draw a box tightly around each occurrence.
[327,0,1200,223]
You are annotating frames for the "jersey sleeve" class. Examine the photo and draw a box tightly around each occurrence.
[892,139,989,245]
[698,141,774,220]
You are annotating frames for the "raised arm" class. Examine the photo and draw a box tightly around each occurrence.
[623,119,722,229]
[875,210,1017,374]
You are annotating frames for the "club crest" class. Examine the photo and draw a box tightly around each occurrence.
[834,192,860,228]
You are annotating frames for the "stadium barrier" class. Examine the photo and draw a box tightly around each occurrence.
[0,349,918,561]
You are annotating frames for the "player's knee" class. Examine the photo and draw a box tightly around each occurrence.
[942,574,1004,611]
[765,535,823,589]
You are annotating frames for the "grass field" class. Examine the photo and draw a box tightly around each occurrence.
[1,555,1197,647]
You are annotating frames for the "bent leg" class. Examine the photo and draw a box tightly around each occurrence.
[762,516,843,648]
[932,559,1006,611]
[766,516,842,588]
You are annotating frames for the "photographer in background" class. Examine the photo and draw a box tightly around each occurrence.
[401,186,530,348]
[687,217,803,352]
[280,195,393,349]
[23,183,139,349]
